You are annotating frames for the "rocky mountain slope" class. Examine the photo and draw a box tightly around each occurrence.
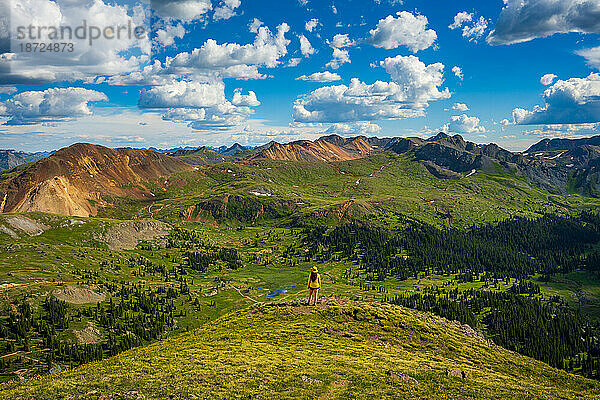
[2,299,596,400]
[0,143,192,217]
[526,136,600,152]
[250,135,375,162]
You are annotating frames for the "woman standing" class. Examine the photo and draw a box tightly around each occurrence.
[307,266,321,305]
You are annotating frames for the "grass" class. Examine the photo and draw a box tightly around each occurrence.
[87,153,600,227]
[2,299,598,400]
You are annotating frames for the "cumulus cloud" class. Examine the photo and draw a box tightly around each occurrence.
[287,58,302,67]
[0,87,108,125]
[523,122,600,138]
[305,18,319,32]
[139,80,226,108]
[0,86,17,95]
[449,12,472,30]
[293,55,450,123]
[447,114,486,133]
[449,12,488,42]
[213,0,242,21]
[540,73,557,85]
[232,89,261,106]
[462,17,488,41]
[369,11,437,52]
[576,46,600,70]
[511,73,600,125]
[296,71,341,82]
[452,66,464,80]
[109,23,290,83]
[140,79,259,130]
[1,0,150,84]
[151,0,212,21]
[328,34,355,48]
[299,35,316,57]
[167,23,289,69]
[452,103,469,111]
[487,0,600,45]
[326,48,350,69]
[249,18,264,33]
[323,33,356,70]
[155,22,186,46]
[322,121,382,136]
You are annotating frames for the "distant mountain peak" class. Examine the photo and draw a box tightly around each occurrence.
[427,132,451,142]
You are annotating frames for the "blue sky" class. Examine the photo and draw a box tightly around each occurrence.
[0,0,599,152]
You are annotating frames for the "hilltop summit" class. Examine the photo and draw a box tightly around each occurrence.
[0,143,192,217]
[2,299,596,399]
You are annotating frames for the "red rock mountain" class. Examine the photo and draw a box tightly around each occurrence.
[0,143,192,217]
[249,135,376,162]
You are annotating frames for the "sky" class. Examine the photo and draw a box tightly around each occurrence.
[0,0,599,152]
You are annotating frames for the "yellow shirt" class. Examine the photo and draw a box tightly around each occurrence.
[308,273,321,289]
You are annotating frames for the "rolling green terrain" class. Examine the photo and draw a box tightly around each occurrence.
[3,300,599,400]
[2,152,600,397]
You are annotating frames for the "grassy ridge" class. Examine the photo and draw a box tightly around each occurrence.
[3,299,598,400]
[96,153,600,228]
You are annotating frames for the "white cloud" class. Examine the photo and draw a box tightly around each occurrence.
[249,18,264,33]
[296,71,341,82]
[523,122,600,138]
[232,89,261,106]
[139,79,259,131]
[540,73,557,86]
[167,23,289,69]
[2,0,150,84]
[326,48,350,69]
[305,18,319,32]
[447,114,486,133]
[322,121,382,136]
[576,46,600,70]
[452,66,464,80]
[287,58,302,67]
[294,55,450,123]
[449,12,473,30]
[452,103,469,111]
[449,12,488,42]
[155,22,186,46]
[0,86,17,95]
[462,16,488,41]
[329,34,355,48]
[369,11,437,52]
[0,87,108,125]
[213,0,242,21]
[139,80,226,108]
[299,35,316,57]
[151,0,212,22]
[488,0,600,45]
[110,23,290,83]
[511,73,600,125]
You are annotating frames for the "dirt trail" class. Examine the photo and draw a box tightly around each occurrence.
[231,285,262,304]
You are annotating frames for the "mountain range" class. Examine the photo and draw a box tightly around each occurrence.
[0,150,51,171]
[1,133,599,217]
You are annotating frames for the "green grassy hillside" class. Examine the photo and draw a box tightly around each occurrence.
[98,152,600,227]
[2,299,598,400]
